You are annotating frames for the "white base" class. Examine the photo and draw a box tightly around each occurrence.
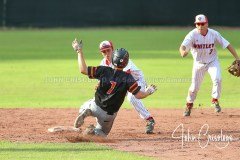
[48,126,80,133]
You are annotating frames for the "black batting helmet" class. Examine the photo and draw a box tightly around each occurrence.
[112,48,129,69]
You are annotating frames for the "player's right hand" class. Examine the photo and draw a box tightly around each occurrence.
[72,38,83,51]
[145,84,157,95]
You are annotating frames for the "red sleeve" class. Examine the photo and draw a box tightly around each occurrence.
[87,66,98,79]
[127,76,141,95]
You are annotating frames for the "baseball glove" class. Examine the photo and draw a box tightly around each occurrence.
[228,60,240,77]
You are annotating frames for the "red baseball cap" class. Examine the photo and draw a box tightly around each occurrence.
[99,40,114,52]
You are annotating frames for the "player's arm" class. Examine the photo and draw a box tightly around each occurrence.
[215,31,240,60]
[179,45,189,57]
[128,75,157,99]
[77,50,88,75]
[134,85,157,99]
[226,44,240,60]
[72,39,88,75]
[179,32,193,58]
[135,91,149,99]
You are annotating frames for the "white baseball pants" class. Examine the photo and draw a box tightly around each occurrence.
[187,59,222,103]
[127,78,152,119]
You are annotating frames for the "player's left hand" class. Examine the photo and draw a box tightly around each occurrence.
[145,84,157,95]
[228,59,240,77]
[72,38,83,51]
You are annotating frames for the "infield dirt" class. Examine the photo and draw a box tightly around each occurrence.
[1,108,240,160]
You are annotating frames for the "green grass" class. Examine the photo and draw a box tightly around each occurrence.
[0,28,240,160]
[0,141,152,160]
[0,28,240,108]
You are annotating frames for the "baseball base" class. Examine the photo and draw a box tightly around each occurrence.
[48,126,81,133]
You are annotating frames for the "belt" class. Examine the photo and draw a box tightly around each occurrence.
[198,62,207,65]
[197,59,215,65]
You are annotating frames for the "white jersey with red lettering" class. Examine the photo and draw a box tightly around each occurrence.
[181,28,230,103]
[182,28,229,64]
[100,58,151,120]
[100,58,144,81]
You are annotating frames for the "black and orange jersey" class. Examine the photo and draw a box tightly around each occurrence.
[87,66,141,114]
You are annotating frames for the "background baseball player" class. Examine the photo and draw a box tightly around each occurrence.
[98,40,155,134]
[72,39,157,137]
[179,14,240,116]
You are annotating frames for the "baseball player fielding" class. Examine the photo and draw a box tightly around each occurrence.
[179,14,240,116]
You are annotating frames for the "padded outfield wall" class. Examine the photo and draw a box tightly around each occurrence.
[0,0,240,27]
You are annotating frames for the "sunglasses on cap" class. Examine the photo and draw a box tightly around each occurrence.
[196,23,206,26]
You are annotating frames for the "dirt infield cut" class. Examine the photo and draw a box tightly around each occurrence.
[0,108,240,160]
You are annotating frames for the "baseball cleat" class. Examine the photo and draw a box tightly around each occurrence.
[183,103,193,117]
[145,117,155,134]
[74,109,92,128]
[184,108,191,116]
[83,124,95,135]
[212,101,221,113]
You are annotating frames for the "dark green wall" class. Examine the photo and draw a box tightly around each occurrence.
[1,0,240,27]
[0,0,3,26]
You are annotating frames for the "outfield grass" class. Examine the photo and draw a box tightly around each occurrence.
[0,141,152,160]
[0,28,240,160]
[0,28,240,108]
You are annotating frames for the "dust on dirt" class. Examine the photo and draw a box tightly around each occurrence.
[0,108,240,160]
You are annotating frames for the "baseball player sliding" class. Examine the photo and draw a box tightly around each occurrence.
[179,14,240,116]
[98,40,155,134]
[72,39,157,137]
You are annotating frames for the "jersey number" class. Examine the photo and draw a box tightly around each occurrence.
[209,49,213,55]
[107,81,117,94]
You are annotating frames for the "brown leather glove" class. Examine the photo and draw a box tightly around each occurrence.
[228,60,240,77]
